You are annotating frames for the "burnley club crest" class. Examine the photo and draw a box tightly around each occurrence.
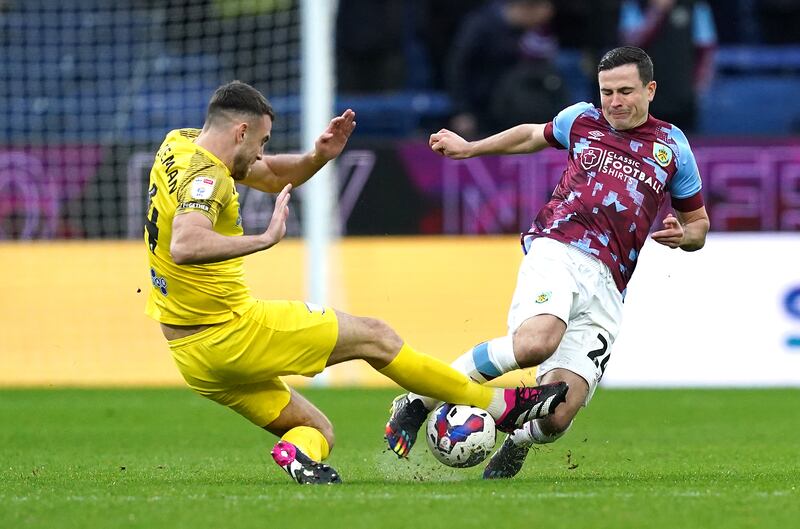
[652,142,673,167]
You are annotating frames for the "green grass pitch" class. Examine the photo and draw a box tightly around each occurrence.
[1,387,798,528]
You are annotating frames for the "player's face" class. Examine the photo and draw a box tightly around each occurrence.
[598,64,656,131]
[231,114,272,180]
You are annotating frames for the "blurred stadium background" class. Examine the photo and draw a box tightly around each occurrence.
[1,0,799,388]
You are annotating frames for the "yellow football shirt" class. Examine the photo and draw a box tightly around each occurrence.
[144,128,255,325]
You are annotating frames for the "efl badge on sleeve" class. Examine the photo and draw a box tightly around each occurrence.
[190,177,215,199]
[652,143,673,167]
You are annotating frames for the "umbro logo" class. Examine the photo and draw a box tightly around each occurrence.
[588,130,604,139]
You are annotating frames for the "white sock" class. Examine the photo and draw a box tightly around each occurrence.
[485,388,508,421]
[509,421,535,447]
[409,336,519,411]
[457,336,518,382]
[509,419,571,447]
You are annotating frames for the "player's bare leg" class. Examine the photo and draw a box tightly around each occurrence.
[386,314,568,457]
[484,368,588,479]
[328,311,568,456]
[265,389,334,447]
[267,389,342,484]
[511,315,567,368]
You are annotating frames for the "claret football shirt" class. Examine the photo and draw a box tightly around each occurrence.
[526,102,704,296]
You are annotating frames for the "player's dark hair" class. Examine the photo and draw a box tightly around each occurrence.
[597,46,654,85]
[206,80,275,124]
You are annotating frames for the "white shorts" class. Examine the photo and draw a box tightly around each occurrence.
[507,237,624,404]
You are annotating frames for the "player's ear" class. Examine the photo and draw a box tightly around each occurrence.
[647,80,657,102]
[235,122,248,144]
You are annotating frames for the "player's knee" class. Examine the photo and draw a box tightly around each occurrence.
[512,332,560,367]
[359,317,403,362]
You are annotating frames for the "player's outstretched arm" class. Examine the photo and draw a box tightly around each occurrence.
[650,206,710,251]
[170,184,292,264]
[429,123,550,159]
[241,109,356,193]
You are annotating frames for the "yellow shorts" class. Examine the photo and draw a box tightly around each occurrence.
[167,299,339,427]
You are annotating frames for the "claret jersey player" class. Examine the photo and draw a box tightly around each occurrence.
[529,101,704,297]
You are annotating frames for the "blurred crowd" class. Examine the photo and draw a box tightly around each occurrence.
[336,0,800,136]
[2,0,799,140]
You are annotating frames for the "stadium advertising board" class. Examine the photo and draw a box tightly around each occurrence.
[606,233,800,387]
[0,146,103,238]
[394,140,800,235]
[3,140,800,240]
[1,234,798,387]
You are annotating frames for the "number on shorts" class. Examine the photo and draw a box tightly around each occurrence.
[587,333,610,377]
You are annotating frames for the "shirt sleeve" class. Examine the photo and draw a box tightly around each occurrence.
[548,102,595,149]
[667,125,703,206]
[175,172,233,225]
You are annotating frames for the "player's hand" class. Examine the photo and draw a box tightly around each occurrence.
[651,213,684,248]
[313,109,356,163]
[263,183,292,247]
[429,128,472,159]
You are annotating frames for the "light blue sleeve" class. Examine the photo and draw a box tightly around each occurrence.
[552,102,595,149]
[668,126,702,199]
[693,2,717,46]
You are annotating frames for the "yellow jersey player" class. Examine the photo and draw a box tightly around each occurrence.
[144,80,569,485]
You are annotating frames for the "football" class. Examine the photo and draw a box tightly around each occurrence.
[426,403,496,468]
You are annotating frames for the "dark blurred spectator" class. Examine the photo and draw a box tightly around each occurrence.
[551,0,621,104]
[413,0,486,90]
[335,0,407,92]
[553,0,620,52]
[757,0,800,44]
[446,0,567,137]
[620,0,717,133]
[704,0,748,43]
